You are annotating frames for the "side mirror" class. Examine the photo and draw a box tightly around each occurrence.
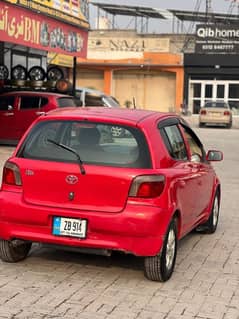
[206,150,223,162]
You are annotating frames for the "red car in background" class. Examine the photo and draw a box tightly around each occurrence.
[0,108,223,281]
[0,91,76,145]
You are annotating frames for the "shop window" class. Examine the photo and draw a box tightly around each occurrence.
[193,83,201,98]
[217,85,225,99]
[229,84,239,98]
[28,57,41,70]
[3,45,47,78]
[12,54,26,68]
[205,84,213,98]
[193,100,201,114]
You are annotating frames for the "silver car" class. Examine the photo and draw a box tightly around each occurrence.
[199,101,232,128]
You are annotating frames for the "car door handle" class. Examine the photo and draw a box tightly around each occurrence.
[35,111,46,115]
[3,112,14,116]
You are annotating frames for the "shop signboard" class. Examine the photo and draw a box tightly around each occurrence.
[195,24,239,54]
[3,0,89,29]
[0,2,88,57]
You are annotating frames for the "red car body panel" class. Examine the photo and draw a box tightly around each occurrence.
[0,108,221,257]
[0,91,75,143]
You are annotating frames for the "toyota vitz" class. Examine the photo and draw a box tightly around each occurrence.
[0,108,223,281]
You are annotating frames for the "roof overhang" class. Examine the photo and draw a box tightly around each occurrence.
[91,2,168,19]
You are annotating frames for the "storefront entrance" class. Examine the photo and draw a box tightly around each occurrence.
[188,79,239,115]
[184,54,239,115]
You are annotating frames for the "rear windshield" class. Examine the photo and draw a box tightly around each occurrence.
[18,120,151,168]
[57,97,76,107]
[204,101,228,108]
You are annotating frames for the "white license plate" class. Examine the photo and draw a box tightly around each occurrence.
[52,217,87,238]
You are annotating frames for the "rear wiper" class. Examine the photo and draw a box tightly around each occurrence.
[47,139,86,175]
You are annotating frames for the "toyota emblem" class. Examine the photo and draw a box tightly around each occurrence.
[65,175,78,185]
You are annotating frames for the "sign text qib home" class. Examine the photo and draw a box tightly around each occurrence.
[195,24,239,53]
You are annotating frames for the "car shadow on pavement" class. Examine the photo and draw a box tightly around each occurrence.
[30,244,144,271]
[28,230,202,274]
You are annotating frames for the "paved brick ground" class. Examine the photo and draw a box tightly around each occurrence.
[0,122,238,319]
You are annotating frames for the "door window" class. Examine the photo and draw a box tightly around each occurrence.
[182,126,205,163]
[20,96,41,109]
[161,124,188,160]
[40,97,49,107]
[57,97,76,107]
[0,96,14,111]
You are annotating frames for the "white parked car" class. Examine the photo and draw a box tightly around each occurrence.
[74,87,120,108]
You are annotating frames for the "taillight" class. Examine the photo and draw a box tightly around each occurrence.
[2,162,22,186]
[224,111,230,116]
[200,110,207,115]
[129,175,165,198]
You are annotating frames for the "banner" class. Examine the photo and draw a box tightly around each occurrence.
[195,24,239,54]
[0,2,88,57]
[3,0,89,29]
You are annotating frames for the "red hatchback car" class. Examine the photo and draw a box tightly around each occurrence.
[0,108,223,281]
[0,91,76,144]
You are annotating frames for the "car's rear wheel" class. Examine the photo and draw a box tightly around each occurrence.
[196,191,220,234]
[0,240,32,262]
[226,121,232,129]
[144,219,178,282]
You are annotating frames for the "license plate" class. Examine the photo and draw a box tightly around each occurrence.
[52,217,87,238]
[210,112,221,117]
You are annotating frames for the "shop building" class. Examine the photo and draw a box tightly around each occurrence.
[0,0,89,89]
[76,30,184,112]
[185,23,239,115]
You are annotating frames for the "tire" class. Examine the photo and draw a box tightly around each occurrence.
[11,65,27,80]
[47,66,64,81]
[226,121,232,129]
[199,122,205,128]
[0,239,32,262]
[144,219,178,282]
[28,66,46,81]
[196,191,220,234]
[0,65,9,80]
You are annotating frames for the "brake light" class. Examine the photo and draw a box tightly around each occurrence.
[129,175,165,198]
[224,111,230,116]
[2,162,22,186]
[200,110,207,115]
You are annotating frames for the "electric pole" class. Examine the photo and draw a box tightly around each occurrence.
[206,0,213,23]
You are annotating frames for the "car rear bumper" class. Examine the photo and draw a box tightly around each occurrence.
[0,191,171,257]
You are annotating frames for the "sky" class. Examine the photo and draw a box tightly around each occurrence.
[89,0,239,33]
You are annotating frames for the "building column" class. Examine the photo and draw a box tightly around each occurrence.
[103,69,113,95]
[175,68,184,113]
